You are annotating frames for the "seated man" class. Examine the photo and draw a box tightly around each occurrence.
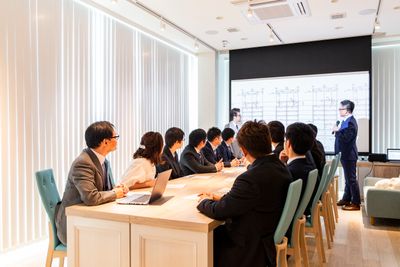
[201,127,222,164]
[180,129,223,176]
[156,127,185,179]
[216,128,240,167]
[267,120,285,157]
[55,121,128,245]
[197,121,292,267]
[308,123,326,178]
[281,122,317,214]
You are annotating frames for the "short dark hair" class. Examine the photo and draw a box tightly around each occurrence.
[165,127,185,148]
[285,123,314,155]
[229,108,241,121]
[308,123,318,138]
[189,129,207,147]
[207,127,222,142]
[340,100,355,113]
[237,120,272,158]
[221,128,235,141]
[85,121,115,149]
[133,132,164,164]
[267,120,285,143]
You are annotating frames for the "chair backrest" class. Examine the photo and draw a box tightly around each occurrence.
[289,169,318,244]
[35,169,62,249]
[274,179,303,244]
[322,157,337,193]
[309,163,330,222]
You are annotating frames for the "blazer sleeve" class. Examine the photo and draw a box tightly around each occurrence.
[71,160,116,206]
[202,147,217,164]
[336,120,357,144]
[184,152,216,173]
[197,174,259,220]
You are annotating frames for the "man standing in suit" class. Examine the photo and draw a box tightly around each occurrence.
[156,127,185,179]
[225,108,242,158]
[197,121,292,267]
[216,128,240,167]
[55,121,128,245]
[333,100,361,211]
[180,129,223,176]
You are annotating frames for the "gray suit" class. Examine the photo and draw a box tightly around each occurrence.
[225,121,243,158]
[55,148,116,245]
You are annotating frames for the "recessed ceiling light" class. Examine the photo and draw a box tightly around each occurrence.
[216,16,223,20]
[359,9,377,15]
[374,20,381,30]
[394,6,400,10]
[205,30,218,35]
[227,28,240,33]
[330,0,338,3]
[335,26,343,30]
[330,12,346,20]
[241,37,248,41]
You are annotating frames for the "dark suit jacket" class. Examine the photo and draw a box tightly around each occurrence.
[156,146,183,179]
[55,148,116,245]
[273,142,284,157]
[216,141,235,167]
[334,116,358,161]
[201,141,219,164]
[310,140,326,177]
[197,155,292,267]
[180,144,216,176]
[287,157,317,199]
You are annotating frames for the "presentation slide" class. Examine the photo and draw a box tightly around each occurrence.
[231,71,370,154]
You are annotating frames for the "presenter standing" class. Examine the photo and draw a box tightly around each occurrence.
[332,100,361,211]
[225,108,242,158]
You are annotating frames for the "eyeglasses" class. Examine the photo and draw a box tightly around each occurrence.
[338,108,347,111]
[110,135,120,140]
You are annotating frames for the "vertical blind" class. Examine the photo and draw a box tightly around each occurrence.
[0,0,196,251]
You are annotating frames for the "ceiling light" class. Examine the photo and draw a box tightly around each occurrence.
[394,6,400,10]
[111,0,118,4]
[194,40,199,51]
[160,18,166,31]
[335,26,343,30]
[247,7,253,18]
[216,16,224,20]
[269,34,274,43]
[374,20,381,30]
[241,37,248,41]
[331,0,338,3]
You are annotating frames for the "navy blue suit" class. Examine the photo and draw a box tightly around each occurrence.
[334,115,360,204]
[201,141,219,164]
[180,144,216,176]
[216,141,235,167]
[156,146,183,179]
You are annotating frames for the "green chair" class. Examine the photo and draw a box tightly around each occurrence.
[35,169,66,267]
[331,152,342,223]
[274,179,303,267]
[305,163,330,265]
[287,169,318,267]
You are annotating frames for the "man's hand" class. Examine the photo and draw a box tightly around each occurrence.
[115,183,129,194]
[197,192,222,202]
[113,187,125,198]
[215,159,224,171]
[230,158,240,167]
[279,150,288,163]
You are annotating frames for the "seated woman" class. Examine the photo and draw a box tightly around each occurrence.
[120,131,163,189]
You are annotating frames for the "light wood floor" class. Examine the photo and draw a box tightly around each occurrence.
[293,206,400,267]
[1,206,399,267]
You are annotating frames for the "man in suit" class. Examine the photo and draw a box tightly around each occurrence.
[308,123,326,178]
[216,128,240,167]
[267,120,285,157]
[281,122,317,215]
[180,129,223,176]
[333,100,361,211]
[156,127,185,179]
[225,108,242,158]
[55,121,128,245]
[201,127,223,164]
[197,121,292,267]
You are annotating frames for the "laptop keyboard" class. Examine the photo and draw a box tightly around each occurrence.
[119,194,150,204]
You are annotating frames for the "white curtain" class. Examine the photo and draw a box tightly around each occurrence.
[0,0,196,251]
[372,43,400,153]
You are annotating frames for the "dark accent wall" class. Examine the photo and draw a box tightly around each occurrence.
[230,36,371,80]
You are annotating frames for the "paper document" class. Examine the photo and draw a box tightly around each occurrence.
[167,183,186,189]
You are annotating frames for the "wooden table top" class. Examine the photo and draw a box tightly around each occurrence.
[66,167,246,232]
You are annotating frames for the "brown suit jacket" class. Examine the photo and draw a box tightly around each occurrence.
[55,148,116,245]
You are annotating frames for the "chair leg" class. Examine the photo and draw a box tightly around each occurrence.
[276,237,288,267]
[321,196,332,248]
[316,203,326,263]
[299,217,309,267]
[46,223,54,267]
[334,175,339,220]
[331,179,339,223]
[59,256,65,267]
[290,219,302,267]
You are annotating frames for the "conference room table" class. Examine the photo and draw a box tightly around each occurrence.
[66,167,246,267]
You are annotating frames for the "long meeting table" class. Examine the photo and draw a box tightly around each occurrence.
[66,167,246,267]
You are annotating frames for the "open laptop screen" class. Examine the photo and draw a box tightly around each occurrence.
[387,148,400,161]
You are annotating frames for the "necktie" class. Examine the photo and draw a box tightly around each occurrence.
[102,161,111,191]
[235,124,239,132]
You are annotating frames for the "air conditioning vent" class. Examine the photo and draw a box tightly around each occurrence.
[232,0,311,23]
[330,12,346,20]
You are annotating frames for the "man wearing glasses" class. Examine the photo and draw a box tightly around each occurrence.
[55,121,128,245]
[332,100,361,211]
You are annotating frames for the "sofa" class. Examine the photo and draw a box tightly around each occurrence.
[364,177,400,225]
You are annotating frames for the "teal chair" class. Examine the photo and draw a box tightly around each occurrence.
[35,169,67,267]
[305,163,330,265]
[287,169,318,267]
[331,152,342,223]
[274,179,303,267]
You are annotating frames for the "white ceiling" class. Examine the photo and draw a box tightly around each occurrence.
[90,0,400,53]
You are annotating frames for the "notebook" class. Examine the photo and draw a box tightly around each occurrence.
[116,169,172,205]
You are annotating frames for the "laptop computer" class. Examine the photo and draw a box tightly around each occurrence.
[387,148,400,162]
[116,169,172,205]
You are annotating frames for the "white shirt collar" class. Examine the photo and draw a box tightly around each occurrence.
[91,148,106,166]
[287,155,306,165]
[208,141,217,151]
[343,114,353,121]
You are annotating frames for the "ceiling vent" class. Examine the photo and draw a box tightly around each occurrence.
[232,0,311,23]
[330,12,346,20]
